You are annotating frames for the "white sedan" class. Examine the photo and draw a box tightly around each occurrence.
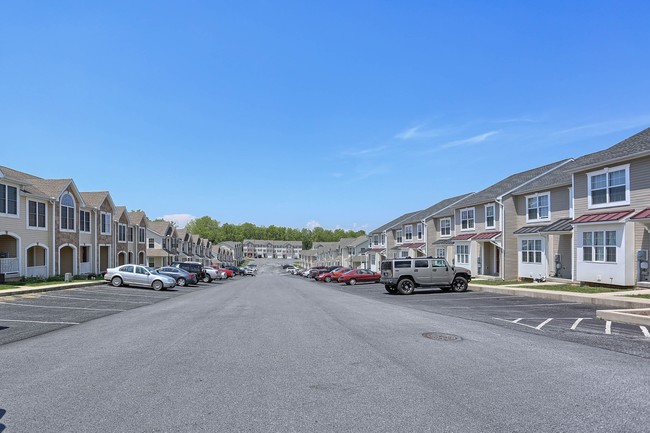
[104,264,176,291]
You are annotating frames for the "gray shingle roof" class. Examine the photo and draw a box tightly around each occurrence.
[404,193,475,223]
[148,220,171,236]
[368,211,420,235]
[0,165,42,182]
[452,159,572,208]
[127,210,146,226]
[29,178,74,199]
[80,191,111,209]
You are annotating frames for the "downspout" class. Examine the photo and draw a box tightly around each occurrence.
[50,198,56,276]
[422,219,427,257]
[495,197,505,280]
[93,208,98,274]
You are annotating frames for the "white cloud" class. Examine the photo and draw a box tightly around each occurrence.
[343,145,388,156]
[395,125,445,140]
[161,213,197,228]
[439,131,499,149]
[552,115,650,137]
[306,220,321,230]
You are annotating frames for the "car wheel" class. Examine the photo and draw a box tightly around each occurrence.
[177,277,186,287]
[384,285,397,294]
[349,279,357,286]
[397,278,415,295]
[452,276,468,292]
[203,275,211,283]
[152,280,163,291]
[111,276,123,287]
[325,276,331,283]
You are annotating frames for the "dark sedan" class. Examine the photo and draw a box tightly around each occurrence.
[156,266,198,286]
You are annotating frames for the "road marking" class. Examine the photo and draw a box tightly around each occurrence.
[605,321,612,335]
[444,302,579,309]
[38,294,150,304]
[0,318,79,325]
[571,318,584,330]
[536,318,553,330]
[513,318,523,323]
[0,301,125,312]
[641,326,650,338]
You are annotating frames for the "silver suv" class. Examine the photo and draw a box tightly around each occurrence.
[380,257,471,295]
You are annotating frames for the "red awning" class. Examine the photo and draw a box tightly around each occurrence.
[572,210,634,224]
[451,233,475,241]
[631,208,650,221]
[472,231,501,241]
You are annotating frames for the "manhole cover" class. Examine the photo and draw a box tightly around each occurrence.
[422,332,462,342]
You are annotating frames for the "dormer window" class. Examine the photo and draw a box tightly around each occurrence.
[60,193,75,231]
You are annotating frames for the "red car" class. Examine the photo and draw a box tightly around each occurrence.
[211,266,233,278]
[338,269,381,285]
[330,267,351,280]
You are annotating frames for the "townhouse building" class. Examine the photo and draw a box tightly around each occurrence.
[366,212,417,272]
[570,128,650,287]
[146,220,179,268]
[127,211,148,266]
[80,191,117,274]
[218,241,243,266]
[243,240,302,259]
[341,236,370,268]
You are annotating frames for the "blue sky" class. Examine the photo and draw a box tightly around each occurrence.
[2,1,649,231]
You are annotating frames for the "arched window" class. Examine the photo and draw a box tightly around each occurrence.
[61,192,75,231]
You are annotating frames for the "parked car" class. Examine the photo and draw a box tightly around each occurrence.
[104,264,176,291]
[380,257,471,295]
[338,269,381,285]
[224,266,243,276]
[331,267,351,280]
[156,266,198,286]
[202,267,219,283]
[171,261,206,282]
[244,266,256,276]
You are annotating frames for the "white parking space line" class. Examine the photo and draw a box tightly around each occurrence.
[444,302,579,309]
[0,301,125,312]
[571,318,584,330]
[74,289,174,299]
[0,318,79,325]
[640,326,650,338]
[605,321,612,335]
[38,294,150,304]
[536,318,553,330]
[513,318,523,323]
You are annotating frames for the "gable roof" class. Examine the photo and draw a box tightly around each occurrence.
[113,206,132,224]
[0,165,41,183]
[404,193,475,223]
[80,191,116,211]
[369,211,420,235]
[127,211,147,226]
[148,220,172,236]
[452,159,572,208]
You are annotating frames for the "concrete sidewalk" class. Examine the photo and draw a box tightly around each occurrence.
[470,281,650,327]
[0,280,107,297]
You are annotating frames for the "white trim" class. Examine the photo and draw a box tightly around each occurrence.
[485,204,496,229]
[59,192,76,233]
[26,199,48,231]
[460,207,475,232]
[525,191,551,223]
[57,243,78,275]
[440,217,452,237]
[0,183,20,219]
[100,212,112,235]
[587,163,630,210]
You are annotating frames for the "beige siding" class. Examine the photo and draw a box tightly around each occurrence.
[503,196,519,280]
[574,156,650,215]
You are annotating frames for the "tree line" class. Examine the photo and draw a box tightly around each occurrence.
[176,216,366,250]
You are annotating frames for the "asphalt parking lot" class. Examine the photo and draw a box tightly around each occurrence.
[298,276,650,359]
[0,281,223,346]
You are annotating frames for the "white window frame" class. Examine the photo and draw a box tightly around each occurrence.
[101,212,112,235]
[460,208,475,231]
[404,225,413,241]
[582,230,617,263]
[27,199,47,230]
[455,244,469,265]
[400,250,409,258]
[485,204,496,229]
[521,239,543,264]
[396,229,403,244]
[79,210,91,233]
[436,247,446,259]
[373,234,379,246]
[118,223,127,242]
[526,192,551,223]
[416,223,423,240]
[128,227,134,242]
[60,192,75,232]
[587,164,630,209]
[440,218,451,237]
[0,183,19,217]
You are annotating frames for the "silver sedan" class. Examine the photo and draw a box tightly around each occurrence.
[104,264,176,291]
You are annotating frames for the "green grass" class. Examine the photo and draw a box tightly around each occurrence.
[622,294,650,299]
[0,285,20,290]
[513,284,625,294]
[470,280,520,286]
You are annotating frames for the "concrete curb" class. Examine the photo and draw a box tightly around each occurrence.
[470,283,650,326]
[0,280,107,297]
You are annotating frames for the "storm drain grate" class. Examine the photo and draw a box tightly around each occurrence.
[422,332,462,342]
